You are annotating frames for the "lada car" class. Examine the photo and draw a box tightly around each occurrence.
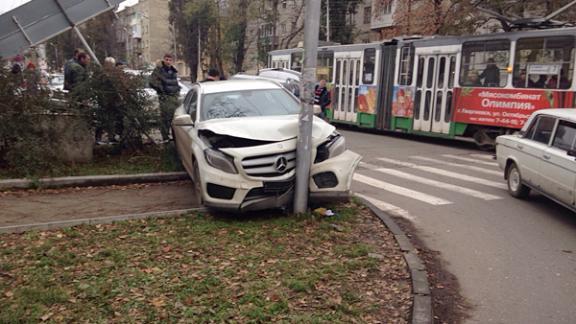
[496,109,576,212]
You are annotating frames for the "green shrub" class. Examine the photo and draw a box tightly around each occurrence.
[0,61,63,176]
[70,66,157,152]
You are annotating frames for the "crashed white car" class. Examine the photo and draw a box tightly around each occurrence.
[172,79,361,212]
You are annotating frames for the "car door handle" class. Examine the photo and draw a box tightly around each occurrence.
[517,144,524,150]
[542,154,551,160]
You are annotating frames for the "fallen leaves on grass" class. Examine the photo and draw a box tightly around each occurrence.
[0,203,412,322]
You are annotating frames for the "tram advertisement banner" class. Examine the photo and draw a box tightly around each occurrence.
[453,88,568,129]
[358,85,377,114]
[392,86,415,118]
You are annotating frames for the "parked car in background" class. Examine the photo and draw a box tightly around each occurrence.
[231,68,301,97]
[496,109,576,212]
[47,73,65,92]
[172,79,361,212]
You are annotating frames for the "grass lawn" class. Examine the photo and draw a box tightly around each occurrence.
[0,203,411,322]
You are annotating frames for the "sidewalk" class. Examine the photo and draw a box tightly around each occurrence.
[0,181,199,228]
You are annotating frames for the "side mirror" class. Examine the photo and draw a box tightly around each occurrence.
[567,149,576,158]
[173,114,194,126]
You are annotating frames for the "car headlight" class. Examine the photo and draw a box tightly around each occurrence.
[204,148,238,174]
[315,132,346,163]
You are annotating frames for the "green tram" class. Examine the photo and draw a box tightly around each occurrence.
[268,27,576,146]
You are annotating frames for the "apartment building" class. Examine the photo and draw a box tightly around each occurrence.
[114,0,188,76]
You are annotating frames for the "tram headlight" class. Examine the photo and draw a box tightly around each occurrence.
[314,132,346,163]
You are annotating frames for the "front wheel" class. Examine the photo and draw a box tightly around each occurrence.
[506,162,530,198]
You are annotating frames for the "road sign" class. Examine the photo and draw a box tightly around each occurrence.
[0,0,123,58]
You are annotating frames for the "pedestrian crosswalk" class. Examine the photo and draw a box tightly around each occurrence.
[353,153,506,221]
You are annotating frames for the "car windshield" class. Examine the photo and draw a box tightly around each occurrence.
[201,89,300,121]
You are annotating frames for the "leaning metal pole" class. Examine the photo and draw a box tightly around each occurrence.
[294,0,321,214]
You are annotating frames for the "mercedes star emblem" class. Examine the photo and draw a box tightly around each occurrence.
[275,156,288,172]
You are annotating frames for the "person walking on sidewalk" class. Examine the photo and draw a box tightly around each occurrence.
[67,52,91,92]
[149,53,181,142]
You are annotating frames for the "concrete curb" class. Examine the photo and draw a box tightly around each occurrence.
[356,196,433,324]
[0,172,190,190]
[0,207,207,234]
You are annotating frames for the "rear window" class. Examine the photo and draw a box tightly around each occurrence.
[201,89,301,121]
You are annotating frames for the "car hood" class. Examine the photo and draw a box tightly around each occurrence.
[197,115,335,141]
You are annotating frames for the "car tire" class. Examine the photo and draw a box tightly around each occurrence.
[192,159,204,206]
[507,162,530,198]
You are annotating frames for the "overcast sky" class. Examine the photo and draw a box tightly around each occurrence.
[0,0,138,15]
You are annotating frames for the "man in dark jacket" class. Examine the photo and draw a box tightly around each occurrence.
[480,58,500,87]
[64,48,83,91]
[150,53,181,141]
[314,79,331,120]
[68,52,90,91]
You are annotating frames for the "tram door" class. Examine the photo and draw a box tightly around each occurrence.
[333,55,361,122]
[413,54,456,134]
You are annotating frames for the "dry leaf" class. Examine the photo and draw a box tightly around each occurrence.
[151,297,166,308]
[40,312,53,321]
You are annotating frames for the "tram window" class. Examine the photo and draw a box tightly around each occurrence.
[362,48,376,84]
[290,52,303,72]
[414,90,421,119]
[445,91,453,123]
[513,36,574,89]
[448,56,456,88]
[335,60,341,84]
[426,57,435,88]
[398,46,414,85]
[317,51,334,82]
[416,57,425,88]
[438,57,446,89]
[424,91,432,120]
[356,60,361,85]
[435,91,443,122]
[460,40,509,88]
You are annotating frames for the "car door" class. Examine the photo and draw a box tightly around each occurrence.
[515,115,556,187]
[173,88,198,174]
[542,119,576,206]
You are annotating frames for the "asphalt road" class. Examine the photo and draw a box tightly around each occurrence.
[340,128,576,324]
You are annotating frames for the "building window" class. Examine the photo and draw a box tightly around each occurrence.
[363,6,371,24]
[281,23,286,34]
[282,0,287,9]
[382,0,393,14]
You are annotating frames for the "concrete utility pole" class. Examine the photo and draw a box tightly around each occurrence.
[294,0,321,214]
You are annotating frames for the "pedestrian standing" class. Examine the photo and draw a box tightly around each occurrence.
[68,52,91,91]
[314,79,331,120]
[149,53,181,142]
[64,48,84,91]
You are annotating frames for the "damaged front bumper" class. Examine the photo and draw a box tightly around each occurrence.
[200,149,361,212]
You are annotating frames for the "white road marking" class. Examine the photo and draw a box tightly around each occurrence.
[470,153,496,161]
[411,156,503,176]
[360,162,502,201]
[355,193,417,222]
[353,173,452,206]
[376,157,507,190]
[442,154,499,167]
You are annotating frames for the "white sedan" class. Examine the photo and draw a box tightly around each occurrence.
[172,79,361,212]
[496,109,576,212]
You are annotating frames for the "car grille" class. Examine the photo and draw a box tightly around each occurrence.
[241,151,296,177]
